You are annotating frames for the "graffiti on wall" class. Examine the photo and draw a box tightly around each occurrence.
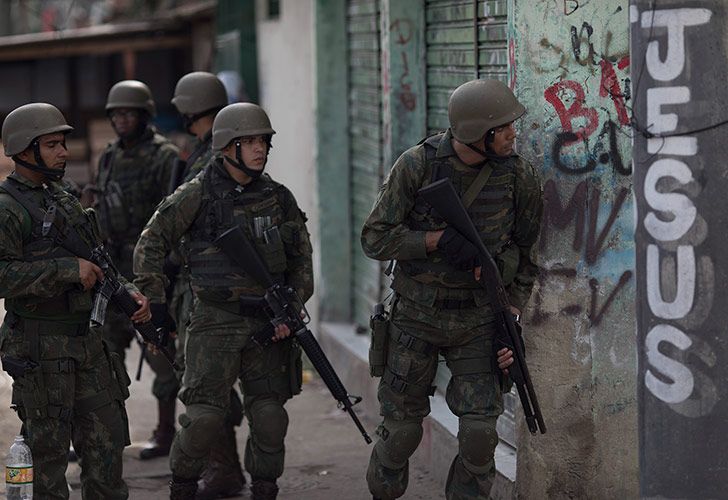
[636,6,716,417]
[522,7,632,332]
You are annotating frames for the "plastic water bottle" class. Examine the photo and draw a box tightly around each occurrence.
[5,435,32,499]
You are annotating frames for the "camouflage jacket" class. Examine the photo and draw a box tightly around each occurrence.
[95,126,179,248]
[361,129,543,311]
[133,158,313,306]
[0,171,135,324]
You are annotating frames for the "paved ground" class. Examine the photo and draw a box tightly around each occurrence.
[0,318,443,499]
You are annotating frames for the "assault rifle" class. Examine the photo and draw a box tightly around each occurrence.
[215,225,373,444]
[0,180,178,372]
[419,179,546,434]
[80,244,179,372]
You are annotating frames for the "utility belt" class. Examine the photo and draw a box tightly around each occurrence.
[5,311,90,338]
[201,296,268,318]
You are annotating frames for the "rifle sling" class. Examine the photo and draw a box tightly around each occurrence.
[0,180,93,259]
[461,164,493,209]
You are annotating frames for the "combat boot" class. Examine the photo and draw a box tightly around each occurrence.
[140,397,176,460]
[170,476,198,500]
[250,479,279,500]
[196,422,245,499]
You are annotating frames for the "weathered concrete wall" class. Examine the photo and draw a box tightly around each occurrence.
[255,0,320,326]
[632,2,728,497]
[511,1,636,498]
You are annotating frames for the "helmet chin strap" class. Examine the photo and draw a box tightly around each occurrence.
[465,129,510,163]
[224,140,267,179]
[13,140,65,181]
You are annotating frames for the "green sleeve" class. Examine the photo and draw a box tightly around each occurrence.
[133,178,202,303]
[360,146,429,262]
[506,158,544,311]
[0,194,80,298]
[280,187,314,303]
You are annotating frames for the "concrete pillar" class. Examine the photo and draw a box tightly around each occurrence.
[510,0,637,497]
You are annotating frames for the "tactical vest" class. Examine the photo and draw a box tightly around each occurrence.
[395,133,518,294]
[186,161,289,305]
[0,178,96,321]
[96,129,170,246]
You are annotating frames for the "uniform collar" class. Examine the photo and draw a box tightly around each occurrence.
[7,170,63,191]
[435,129,457,159]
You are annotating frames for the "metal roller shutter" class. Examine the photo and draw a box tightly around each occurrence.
[347,0,383,328]
[425,0,509,134]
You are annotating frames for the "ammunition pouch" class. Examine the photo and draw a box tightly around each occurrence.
[289,341,303,396]
[369,303,391,378]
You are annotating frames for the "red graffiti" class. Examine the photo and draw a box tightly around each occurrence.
[599,59,630,126]
[391,18,416,112]
[544,80,599,143]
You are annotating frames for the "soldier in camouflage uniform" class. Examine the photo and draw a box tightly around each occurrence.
[133,103,313,500]
[169,71,248,499]
[362,79,543,500]
[0,103,152,498]
[84,80,181,460]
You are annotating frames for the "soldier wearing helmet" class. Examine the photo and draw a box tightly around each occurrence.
[133,103,312,500]
[361,79,543,499]
[84,79,180,460]
[0,103,151,498]
[168,72,248,499]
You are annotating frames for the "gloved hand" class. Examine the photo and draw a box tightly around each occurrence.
[150,303,177,335]
[436,226,481,271]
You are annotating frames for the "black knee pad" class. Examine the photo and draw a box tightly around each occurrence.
[178,404,224,458]
[248,399,288,453]
[458,416,498,474]
[378,419,423,469]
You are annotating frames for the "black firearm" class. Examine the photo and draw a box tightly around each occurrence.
[419,178,546,435]
[215,225,373,444]
[82,244,179,372]
[0,179,179,372]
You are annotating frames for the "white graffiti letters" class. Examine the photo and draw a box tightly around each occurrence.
[641,7,713,415]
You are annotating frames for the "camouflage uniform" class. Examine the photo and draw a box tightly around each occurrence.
[0,172,132,499]
[361,129,542,499]
[133,157,313,484]
[94,126,179,403]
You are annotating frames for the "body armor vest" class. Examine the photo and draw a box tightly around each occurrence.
[96,129,169,245]
[0,178,96,319]
[183,132,214,183]
[396,133,518,291]
[186,160,288,304]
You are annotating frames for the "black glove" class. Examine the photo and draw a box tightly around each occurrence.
[150,303,177,335]
[436,226,481,271]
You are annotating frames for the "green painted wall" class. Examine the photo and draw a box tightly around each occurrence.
[216,0,259,103]
[315,0,351,321]
[510,0,636,497]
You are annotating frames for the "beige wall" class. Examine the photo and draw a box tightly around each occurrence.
[255,0,319,325]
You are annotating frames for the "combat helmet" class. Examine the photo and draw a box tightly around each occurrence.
[2,103,73,157]
[448,79,525,144]
[172,72,228,116]
[2,103,73,180]
[106,80,156,116]
[212,103,276,151]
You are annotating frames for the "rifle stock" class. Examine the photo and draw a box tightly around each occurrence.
[418,178,546,435]
[215,226,373,444]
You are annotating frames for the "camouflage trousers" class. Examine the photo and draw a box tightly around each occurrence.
[0,317,130,499]
[101,305,179,402]
[367,296,503,500]
[169,279,245,462]
[169,299,301,481]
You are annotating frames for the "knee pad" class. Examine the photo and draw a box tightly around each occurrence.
[458,416,497,474]
[377,419,423,469]
[248,399,288,453]
[178,404,224,458]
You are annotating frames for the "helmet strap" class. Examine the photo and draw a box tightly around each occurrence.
[13,140,65,181]
[465,129,509,162]
[223,140,266,179]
